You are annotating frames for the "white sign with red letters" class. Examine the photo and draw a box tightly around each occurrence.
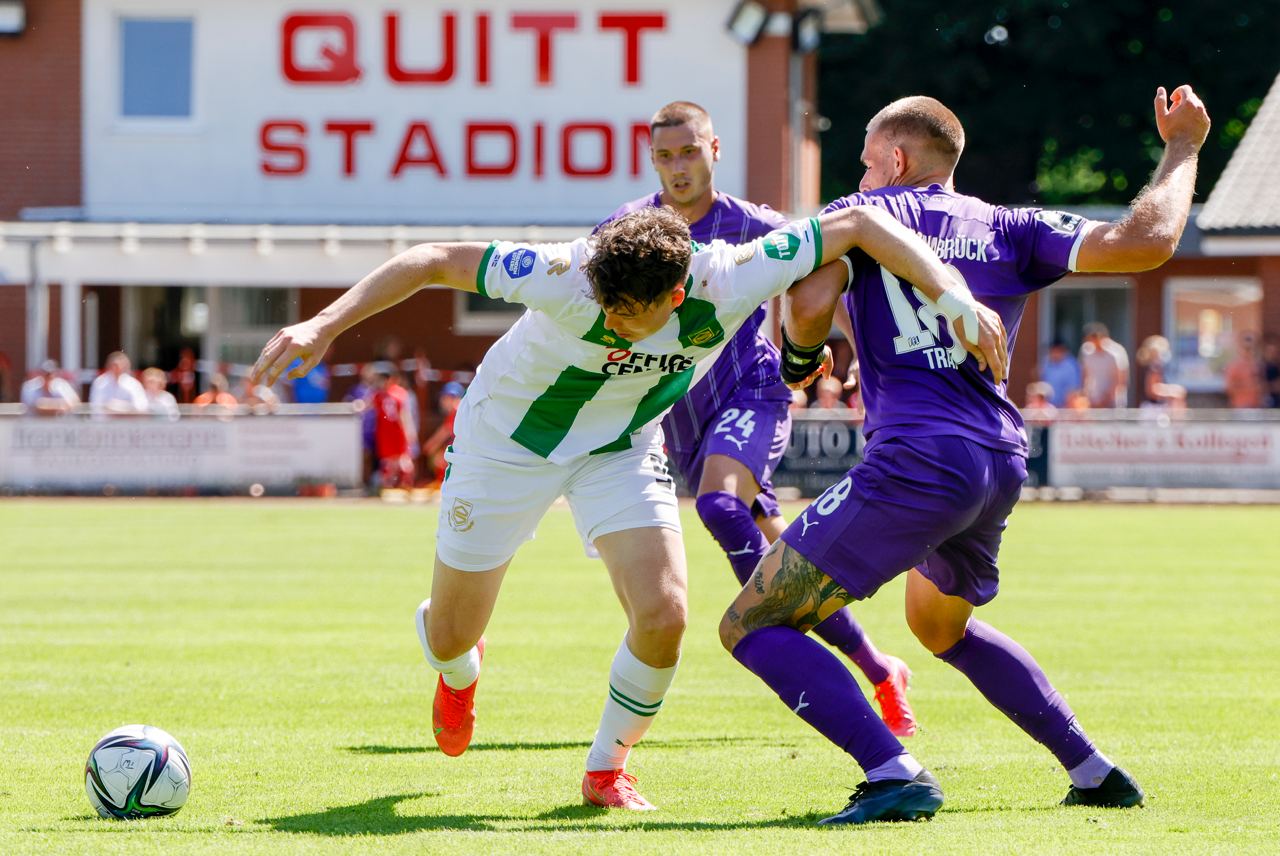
[82,0,747,224]
[1049,420,1280,488]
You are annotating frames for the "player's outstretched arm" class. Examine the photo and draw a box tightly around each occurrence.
[779,262,844,389]
[800,206,1009,383]
[252,242,489,385]
[1076,85,1211,273]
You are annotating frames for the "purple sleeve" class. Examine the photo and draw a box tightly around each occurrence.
[593,202,632,235]
[742,204,790,240]
[997,207,1095,289]
[820,193,866,215]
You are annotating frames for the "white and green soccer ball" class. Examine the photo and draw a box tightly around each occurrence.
[84,724,192,819]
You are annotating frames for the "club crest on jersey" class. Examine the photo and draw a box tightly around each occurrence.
[503,248,536,279]
[734,244,756,265]
[763,232,799,261]
[688,327,717,345]
[447,498,476,532]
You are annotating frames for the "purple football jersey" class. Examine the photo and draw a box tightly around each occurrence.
[597,192,793,463]
[823,185,1093,455]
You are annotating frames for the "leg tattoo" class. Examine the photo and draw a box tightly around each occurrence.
[742,545,850,633]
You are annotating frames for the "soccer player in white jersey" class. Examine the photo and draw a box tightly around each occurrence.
[253,206,1006,810]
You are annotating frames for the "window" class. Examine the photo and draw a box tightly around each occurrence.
[1163,278,1263,393]
[209,288,297,367]
[454,290,524,335]
[1039,277,1134,354]
[121,18,193,118]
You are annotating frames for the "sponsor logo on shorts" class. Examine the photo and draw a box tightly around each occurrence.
[502,248,536,278]
[763,232,800,261]
[448,498,476,532]
[734,244,756,265]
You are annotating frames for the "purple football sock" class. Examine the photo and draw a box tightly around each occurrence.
[937,619,1096,770]
[696,491,768,584]
[813,609,892,685]
[732,626,906,774]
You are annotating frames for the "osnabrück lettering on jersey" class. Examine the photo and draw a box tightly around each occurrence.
[920,234,989,262]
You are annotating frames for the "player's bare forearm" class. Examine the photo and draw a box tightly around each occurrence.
[783,262,846,349]
[253,242,487,384]
[1078,142,1199,272]
[1077,85,1210,273]
[819,206,962,305]
[312,243,485,340]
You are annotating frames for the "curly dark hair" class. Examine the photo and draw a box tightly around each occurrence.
[585,208,691,314]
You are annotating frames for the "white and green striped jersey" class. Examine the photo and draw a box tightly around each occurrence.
[458,217,824,464]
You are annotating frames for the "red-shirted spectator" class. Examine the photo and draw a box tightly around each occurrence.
[424,381,465,483]
[372,365,415,488]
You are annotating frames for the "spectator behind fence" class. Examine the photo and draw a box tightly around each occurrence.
[789,387,808,412]
[194,373,238,409]
[809,376,849,410]
[423,380,465,484]
[1224,332,1264,408]
[371,364,415,489]
[89,351,147,415]
[241,374,281,414]
[291,350,331,404]
[0,351,14,403]
[1263,335,1280,408]
[1022,381,1057,421]
[20,359,80,416]
[141,367,179,420]
[1135,335,1185,410]
[1080,323,1129,408]
[1039,339,1081,408]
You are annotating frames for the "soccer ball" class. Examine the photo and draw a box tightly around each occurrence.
[84,724,192,819]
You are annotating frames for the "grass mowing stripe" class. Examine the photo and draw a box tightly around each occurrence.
[0,500,1277,854]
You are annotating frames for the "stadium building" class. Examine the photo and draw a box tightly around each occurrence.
[0,0,855,398]
[0,0,1277,408]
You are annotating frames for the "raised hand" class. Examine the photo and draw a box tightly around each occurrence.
[1154,84,1211,151]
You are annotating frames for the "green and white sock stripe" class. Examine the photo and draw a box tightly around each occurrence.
[608,683,664,717]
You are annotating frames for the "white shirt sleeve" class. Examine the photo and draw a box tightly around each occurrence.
[475,238,591,315]
[703,218,825,313]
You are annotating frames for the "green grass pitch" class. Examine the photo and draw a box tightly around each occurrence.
[2,500,1277,854]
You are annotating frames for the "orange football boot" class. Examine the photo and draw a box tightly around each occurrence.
[582,769,657,810]
[432,637,485,757]
[873,655,919,738]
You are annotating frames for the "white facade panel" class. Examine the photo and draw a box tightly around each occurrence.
[83,0,747,224]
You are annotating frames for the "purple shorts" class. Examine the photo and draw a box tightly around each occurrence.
[669,400,791,519]
[782,435,1027,606]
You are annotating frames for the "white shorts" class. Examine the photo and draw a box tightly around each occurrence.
[435,422,680,572]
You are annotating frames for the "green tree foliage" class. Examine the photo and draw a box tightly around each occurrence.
[818,1,1278,205]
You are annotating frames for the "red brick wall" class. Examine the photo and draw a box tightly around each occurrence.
[0,0,82,219]
[0,286,25,397]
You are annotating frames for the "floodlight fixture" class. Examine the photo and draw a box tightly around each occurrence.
[793,7,824,54]
[725,0,769,46]
[0,1,25,37]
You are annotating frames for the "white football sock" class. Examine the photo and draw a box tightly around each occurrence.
[415,599,481,690]
[585,636,678,772]
[865,753,924,783]
[1067,751,1115,789]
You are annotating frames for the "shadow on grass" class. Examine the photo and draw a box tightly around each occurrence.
[347,735,797,755]
[262,792,827,836]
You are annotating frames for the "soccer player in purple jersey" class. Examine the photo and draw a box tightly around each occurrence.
[600,101,919,735]
[719,85,1211,824]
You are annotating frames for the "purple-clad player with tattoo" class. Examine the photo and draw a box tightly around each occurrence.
[600,101,918,735]
[720,86,1212,824]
